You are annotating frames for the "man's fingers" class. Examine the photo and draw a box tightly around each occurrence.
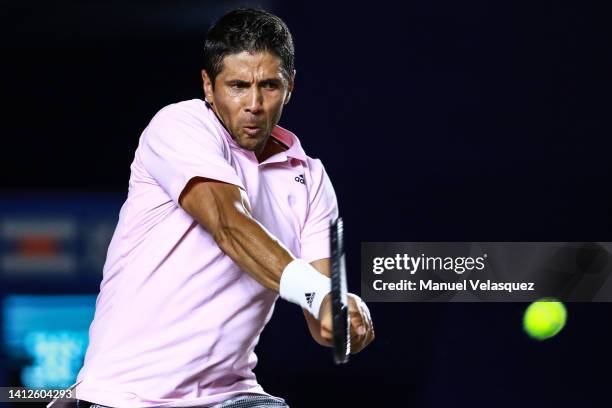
[360,302,374,337]
[346,296,375,353]
[349,310,366,334]
[352,319,366,336]
[355,297,374,343]
[319,293,374,353]
[320,322,332,340]
[349,315,368,351]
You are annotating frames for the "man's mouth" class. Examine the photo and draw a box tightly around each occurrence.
[242,125,261,136]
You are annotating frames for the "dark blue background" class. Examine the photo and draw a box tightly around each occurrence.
[2,1,611,406]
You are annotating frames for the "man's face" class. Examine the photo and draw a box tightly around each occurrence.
[202,51,294,153]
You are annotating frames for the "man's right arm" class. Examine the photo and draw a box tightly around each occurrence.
[179,177,294,292]
[139,106,330,319]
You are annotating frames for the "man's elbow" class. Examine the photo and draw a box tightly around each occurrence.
[180,179,249,247]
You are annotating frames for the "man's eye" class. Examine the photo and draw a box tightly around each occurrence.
[262,82,278,90]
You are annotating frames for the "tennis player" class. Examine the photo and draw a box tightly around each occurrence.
[69,8,374,408]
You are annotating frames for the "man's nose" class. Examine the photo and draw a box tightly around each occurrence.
[245,87,263,114]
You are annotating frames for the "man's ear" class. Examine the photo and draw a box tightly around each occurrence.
[284,69,296,105]
[201,69,214,103]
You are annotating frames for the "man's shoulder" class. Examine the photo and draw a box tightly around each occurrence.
[145,99,224,143]
[153,99,208,124]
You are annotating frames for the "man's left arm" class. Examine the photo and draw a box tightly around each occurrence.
[302,258,375,354]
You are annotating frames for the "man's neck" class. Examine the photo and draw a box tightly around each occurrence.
[256,136,288,163]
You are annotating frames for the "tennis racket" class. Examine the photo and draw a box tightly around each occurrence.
[330,217,350,364]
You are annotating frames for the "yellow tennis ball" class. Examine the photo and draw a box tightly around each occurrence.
[523,298,567,340]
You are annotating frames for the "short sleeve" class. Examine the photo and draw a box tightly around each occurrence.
[139,104,245,206]
[300,160,339,263]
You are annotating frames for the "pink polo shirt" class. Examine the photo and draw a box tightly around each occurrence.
[75,99,338,407]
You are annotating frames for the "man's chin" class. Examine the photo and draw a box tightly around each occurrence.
[235,134,268,152]
[236,139,258,151]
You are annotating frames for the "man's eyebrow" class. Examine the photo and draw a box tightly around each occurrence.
[259,78,283,85]
[225,79,251,85]
[224,78,284,86]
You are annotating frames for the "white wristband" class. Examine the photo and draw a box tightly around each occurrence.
[279,259,331,320]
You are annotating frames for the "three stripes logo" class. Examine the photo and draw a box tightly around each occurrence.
[294,174,305,184]
[305,292,315,308]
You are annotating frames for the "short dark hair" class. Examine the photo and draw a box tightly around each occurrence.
[203,8,295,87]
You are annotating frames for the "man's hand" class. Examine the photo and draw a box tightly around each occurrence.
[316,293,375,354]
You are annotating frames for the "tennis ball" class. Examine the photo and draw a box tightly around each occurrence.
[523,298,567,340]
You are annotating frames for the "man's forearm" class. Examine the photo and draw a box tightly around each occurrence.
[209,209,294,291]
[180,179,294,291]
